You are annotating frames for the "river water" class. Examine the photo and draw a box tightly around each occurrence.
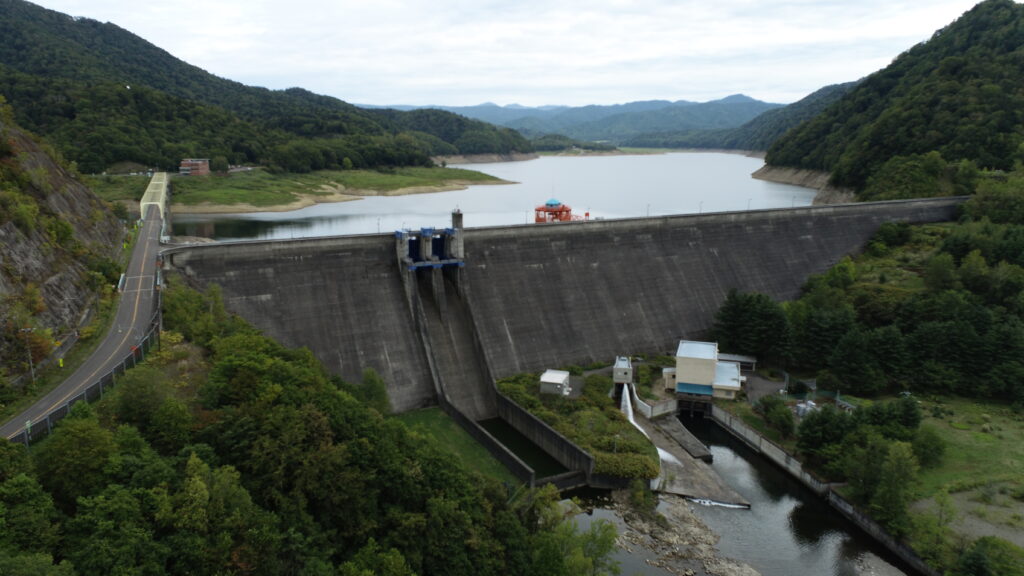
[681,416,913,576]
[171,153,816,240]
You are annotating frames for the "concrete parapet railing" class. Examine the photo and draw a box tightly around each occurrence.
[496,393,595,477]
[709,405,941,576]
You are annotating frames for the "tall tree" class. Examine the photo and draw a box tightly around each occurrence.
[871,442,919,537]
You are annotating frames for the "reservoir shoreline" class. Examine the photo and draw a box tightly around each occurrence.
[170,179,515,215]
[169,151,814,217]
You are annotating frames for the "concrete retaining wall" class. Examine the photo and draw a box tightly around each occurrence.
[632,392,678,420]
[496,393,595,476]
[441,398,535,485]
[710,405,940,576]
[710,405,829,494]
[829,493,941,576]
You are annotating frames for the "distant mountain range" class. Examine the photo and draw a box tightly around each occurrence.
[623,83,858,151]
[360,95,785,145]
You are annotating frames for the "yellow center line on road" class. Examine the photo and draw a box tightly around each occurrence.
[7,218,158,439]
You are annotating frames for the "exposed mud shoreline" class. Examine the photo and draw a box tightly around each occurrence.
[751,165,855,204]
[433,152,539,164]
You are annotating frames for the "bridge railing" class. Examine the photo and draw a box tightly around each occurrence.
[9,305,161,447]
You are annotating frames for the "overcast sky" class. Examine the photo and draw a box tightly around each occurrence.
[33,0,985,106]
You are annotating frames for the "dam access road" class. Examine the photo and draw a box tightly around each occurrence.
[2,187,164,443]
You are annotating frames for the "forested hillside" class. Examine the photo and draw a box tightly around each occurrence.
[766,0,1024,193]
[625,83,857,151]
[713,166,1024,574]
[0,0,531,173]
[0,279,619,575]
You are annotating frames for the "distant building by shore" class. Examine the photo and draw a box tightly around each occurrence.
[179,158,210,176]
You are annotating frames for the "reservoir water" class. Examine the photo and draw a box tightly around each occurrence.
[171,153,816,240]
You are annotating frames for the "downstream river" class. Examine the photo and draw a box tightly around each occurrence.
[681,416,913,576]
[171,153,816,240]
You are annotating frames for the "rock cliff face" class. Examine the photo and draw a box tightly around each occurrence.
[0,110,122,372]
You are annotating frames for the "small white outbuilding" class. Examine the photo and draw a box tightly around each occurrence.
[539,369,571,396]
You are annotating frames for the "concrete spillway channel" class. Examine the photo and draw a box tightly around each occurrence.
[398,224,574,487]
[414,268,496,421]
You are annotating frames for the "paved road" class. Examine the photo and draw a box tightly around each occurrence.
[1,205,162,440]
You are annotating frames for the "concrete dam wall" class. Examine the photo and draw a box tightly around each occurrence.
[164,235,436,412]
[164,198,963,413]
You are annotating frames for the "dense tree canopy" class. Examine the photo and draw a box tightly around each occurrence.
[0,279,620,576]
[767,0,1024,192]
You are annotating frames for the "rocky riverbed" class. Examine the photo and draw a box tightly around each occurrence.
[598,491,760,576]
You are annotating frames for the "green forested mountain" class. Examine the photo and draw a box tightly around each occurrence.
[766,0,1024,191]
[0,0,531,173]
[624,82,857,151]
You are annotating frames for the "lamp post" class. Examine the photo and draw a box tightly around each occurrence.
[19,328,35,383]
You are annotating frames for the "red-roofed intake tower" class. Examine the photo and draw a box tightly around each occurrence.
[534,198,588,223]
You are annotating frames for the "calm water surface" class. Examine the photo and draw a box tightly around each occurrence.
[682,417,915,576]
[171,153,816,240]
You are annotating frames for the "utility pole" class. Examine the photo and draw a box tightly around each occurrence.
[19,328,35,383]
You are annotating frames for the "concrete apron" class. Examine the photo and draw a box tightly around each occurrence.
[634,414,749,507]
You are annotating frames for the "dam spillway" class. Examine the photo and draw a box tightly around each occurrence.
[163,198,963,413]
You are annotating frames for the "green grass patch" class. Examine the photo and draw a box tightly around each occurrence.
[84,174,154,203]
[916,396,1024,498]
[85,167,502,208]
[715,399,799,452]
[394,407,518,485]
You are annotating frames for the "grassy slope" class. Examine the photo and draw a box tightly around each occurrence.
[86,166,502,207]
[917,397,1024,497]
[394,407,518,485]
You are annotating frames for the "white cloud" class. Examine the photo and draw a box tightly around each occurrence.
[32,0,986,105]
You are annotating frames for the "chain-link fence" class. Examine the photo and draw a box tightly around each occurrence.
[10,308,161,447]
